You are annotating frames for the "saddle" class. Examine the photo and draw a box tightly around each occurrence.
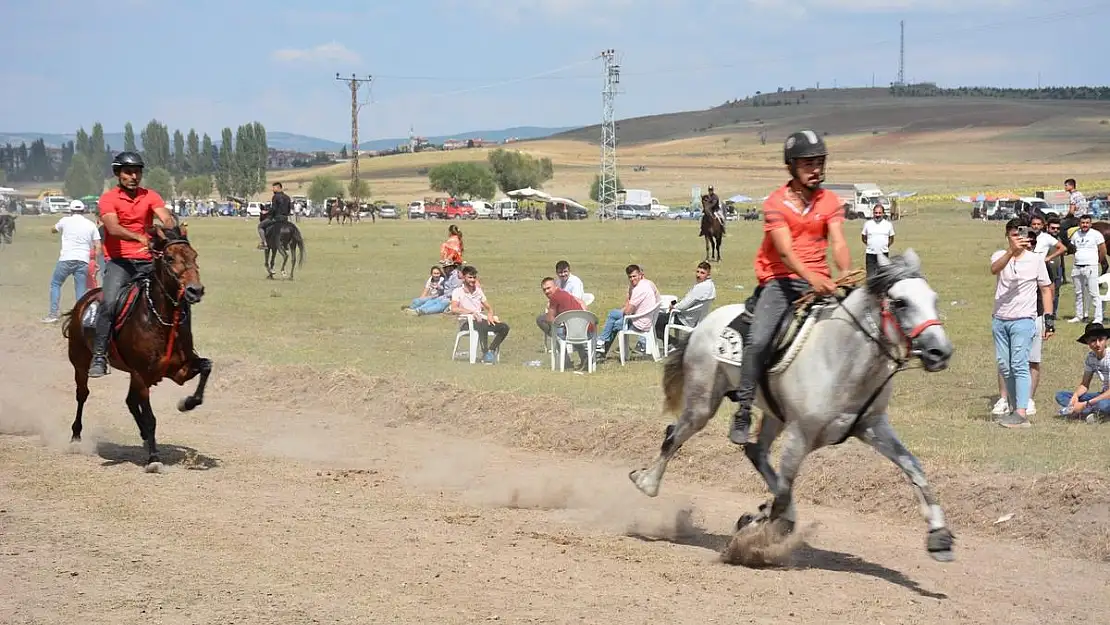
[714,284,839,373]
[79,269,152,337]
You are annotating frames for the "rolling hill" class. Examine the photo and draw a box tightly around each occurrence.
[0,125,579,153]
[553,87,1110,149]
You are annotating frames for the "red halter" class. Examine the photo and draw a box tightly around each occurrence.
[880,300,943,357]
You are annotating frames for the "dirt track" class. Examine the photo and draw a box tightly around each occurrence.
[2,323,1108,625]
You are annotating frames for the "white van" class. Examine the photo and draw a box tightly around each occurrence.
[408,200,425,219]
[493,199,518,220]
[467,200,495,219]
[246,202,262,217]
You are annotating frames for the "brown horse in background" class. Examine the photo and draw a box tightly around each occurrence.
[699,194,724,262]
[62,224,212,472]
[327,200,353,225]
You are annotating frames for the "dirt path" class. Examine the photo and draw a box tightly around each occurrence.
[1,324,1107,625]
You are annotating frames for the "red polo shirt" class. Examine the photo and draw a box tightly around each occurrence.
[754,183,844,284]
[97,186,165,260]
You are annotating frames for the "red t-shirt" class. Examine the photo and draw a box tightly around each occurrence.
[754,183,844,284]
[97,186,165,261]
[546,288,594,331]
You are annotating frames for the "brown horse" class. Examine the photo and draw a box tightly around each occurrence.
[326,200,352,225]
[62,224,211,472]
[699,194,724,262]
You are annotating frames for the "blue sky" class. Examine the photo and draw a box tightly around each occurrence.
[3,0,1106,142]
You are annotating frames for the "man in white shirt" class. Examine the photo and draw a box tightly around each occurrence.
[43,200,102,323]
[1069,214,1105,324]
[655,261,716,341]
[554,259,585,303]
[861,205,895,276]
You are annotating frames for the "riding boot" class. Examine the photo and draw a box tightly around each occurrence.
[89,329,111,378]
[729,407,752,446]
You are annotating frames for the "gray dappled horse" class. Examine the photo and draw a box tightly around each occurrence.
[629,249,958,562]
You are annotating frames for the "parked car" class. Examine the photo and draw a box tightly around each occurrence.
[378,204,399,219]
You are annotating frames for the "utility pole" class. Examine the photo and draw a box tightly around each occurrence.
[897,20,905,87]
[598,49,620,221]
[335,73,373,209]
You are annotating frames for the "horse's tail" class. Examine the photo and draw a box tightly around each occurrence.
[292,229,306,268]
[61,311,73,339]
[661,337,689,414]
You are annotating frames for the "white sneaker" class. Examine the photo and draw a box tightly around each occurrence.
[1069,317,1084,323]
[991,397,1010,416]
[1026,399,1037,415]
[40,316,58,324]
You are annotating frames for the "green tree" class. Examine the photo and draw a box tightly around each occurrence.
[178,175,212,202]
[307,175,344,205]
[487,148,554,194]
[172,129,185,175]
[63,154,103,198]
[185,129,201,176]
[428,161,497,199]
[89,122,106,176]
[201,134,215,175]
[589,173,623,202]
[339,145,348,159]
[75,128,90,157]
[140,119,171,170]
[123,122,137,152]
[250,121,268,196]
[232,124,255,198]
[143,166,174,199]
[348,178,371,200]
[215,127,234,197]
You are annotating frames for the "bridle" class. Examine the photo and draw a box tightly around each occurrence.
[145,237,197,372]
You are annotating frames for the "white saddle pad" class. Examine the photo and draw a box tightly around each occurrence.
[713,326,744,367]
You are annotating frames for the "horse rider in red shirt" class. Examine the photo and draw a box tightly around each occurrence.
[727,130,852,445]
[88,151,177,378]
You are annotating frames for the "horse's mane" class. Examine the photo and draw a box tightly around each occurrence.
[865,253,923,298]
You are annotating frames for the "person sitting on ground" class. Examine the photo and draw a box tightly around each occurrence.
[440,224,464,266]
[403,265,445,315]
[1054,322,1110,424]
[596,264,660,360]
[450,265,510,364]
[655,261,716,342]
[406,260,460,316]
[539,276,592,370]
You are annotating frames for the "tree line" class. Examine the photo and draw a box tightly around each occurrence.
[1,120,270,204]
[889,83,1110,100]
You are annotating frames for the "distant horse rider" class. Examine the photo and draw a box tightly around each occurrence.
[259,182,293,250]
[707,185,725,226]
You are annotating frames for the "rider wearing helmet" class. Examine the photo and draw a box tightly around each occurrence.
[88,151,176,378]
[706,185,723,222]
[726,130,852,445]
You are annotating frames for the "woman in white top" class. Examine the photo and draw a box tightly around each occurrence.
[43,201,101,323]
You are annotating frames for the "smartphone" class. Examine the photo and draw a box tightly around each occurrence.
[1017,225,1030,238]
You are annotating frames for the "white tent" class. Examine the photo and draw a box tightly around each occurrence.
[546,197,586,210]
[506,187,551,201]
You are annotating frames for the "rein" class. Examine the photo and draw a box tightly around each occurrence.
[146,240,191,374]
[816,272,944,444]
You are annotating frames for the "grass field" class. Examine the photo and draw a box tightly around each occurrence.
[4,210,1108,474]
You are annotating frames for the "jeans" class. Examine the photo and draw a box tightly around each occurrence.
[734,278,809,410]
[48,260,89,317]
[1054,391,1110,416]
[1073,264,1102,322]
[93,259,152,356]
[992,317,1036,415]
[598,309,648,353]
[410,296,449,315]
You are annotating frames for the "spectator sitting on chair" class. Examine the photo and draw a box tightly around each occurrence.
[655,261,716,342]
[596,264,660,360]
[450,265,510,364]
[555,259,585,304]
[403,265,446,315]
[539,276,591,370]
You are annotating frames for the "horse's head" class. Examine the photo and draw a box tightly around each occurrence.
[148,223,205,305]
[865,249,952,372]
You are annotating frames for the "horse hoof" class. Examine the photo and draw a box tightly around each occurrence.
[927,527,955,562]
[144,461,164,474]
[736,513,756,531]
[70,435,81,444]
[628,469,659,497]
[177,397,199,412]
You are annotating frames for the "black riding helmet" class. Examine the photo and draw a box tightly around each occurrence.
[111,151,145,175]
[783,130,828,189]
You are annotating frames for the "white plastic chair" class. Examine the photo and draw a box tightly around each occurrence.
[662,298,714,355]
[618,303,663,365]
[581,292,595,308]
[451,314,501,364]
[1097,273,1110,301]
[549,310,599,373]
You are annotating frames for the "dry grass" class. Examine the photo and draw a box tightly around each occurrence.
[268,122,1110,206]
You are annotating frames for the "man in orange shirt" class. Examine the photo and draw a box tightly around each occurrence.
[88,152,176,378]
[727,130,852,445]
